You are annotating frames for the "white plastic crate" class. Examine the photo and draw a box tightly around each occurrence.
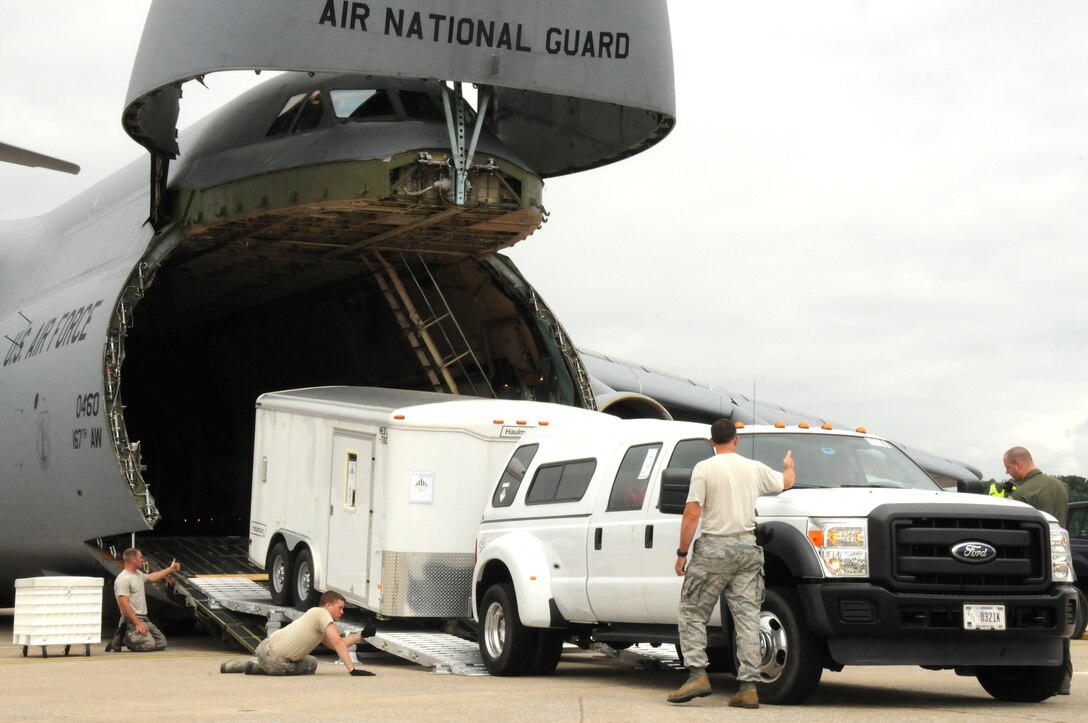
[13,576,104,656]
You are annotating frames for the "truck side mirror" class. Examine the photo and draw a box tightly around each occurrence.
[659,468,692,514]
[957,479,988,495]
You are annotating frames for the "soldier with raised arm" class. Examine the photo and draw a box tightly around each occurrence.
[668,420,795,709]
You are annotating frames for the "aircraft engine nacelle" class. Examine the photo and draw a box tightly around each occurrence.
[594,391,673,421]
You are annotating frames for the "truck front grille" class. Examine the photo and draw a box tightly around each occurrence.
[881,511,1049,592]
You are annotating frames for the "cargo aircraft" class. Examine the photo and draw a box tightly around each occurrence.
[0,0,977,599]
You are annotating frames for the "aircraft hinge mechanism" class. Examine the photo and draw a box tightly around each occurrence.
[528,290,597,411]
[440,83,493,206]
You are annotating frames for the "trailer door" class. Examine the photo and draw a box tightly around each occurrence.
[326,431,375,603]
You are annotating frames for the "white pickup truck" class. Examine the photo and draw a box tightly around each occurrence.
[472,418,1077,704]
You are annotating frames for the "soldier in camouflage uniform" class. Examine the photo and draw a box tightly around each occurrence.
[668,419,795,709]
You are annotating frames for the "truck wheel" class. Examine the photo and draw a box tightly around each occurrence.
[292,547,320,610]
[1073,587,1088,640]
[976,664,1064,702]
[527,629,565,675]
[479,584,535,675]
[267,541,292,606]
[757,587,824,705]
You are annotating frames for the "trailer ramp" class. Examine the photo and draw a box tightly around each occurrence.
[368,630,489,676]
[166,570,491,675]
[593,642,685,671]
[179,576,296,653]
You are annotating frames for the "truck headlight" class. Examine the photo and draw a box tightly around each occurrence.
[1050,523,1074,583]
[807,518,868,577]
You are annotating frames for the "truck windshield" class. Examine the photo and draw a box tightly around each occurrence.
[738,433,941,491]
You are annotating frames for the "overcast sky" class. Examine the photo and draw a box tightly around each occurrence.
[2,2,1086,482]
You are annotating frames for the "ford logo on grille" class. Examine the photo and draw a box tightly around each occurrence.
[950,541,997,564]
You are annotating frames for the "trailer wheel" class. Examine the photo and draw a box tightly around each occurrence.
[756,587,824,705]
[976,664,1064,701]
[267,541,292,606]
[292,547,319,609]
[478,584,536,675]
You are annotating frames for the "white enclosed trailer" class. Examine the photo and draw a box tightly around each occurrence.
[248,386,606,620]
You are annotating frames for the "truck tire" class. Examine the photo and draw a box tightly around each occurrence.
[267,541,292,606]
[976,664,1065,702]
[757,587,824,705]
[478,583,536,675]
[292,547,320,610]
[527,629,565,675]
[1073,587,1088,640]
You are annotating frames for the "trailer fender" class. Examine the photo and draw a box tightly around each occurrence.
[474,532,556,628]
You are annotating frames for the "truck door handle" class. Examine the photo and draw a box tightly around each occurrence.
[594,527,602,550]
[645,524,654,548]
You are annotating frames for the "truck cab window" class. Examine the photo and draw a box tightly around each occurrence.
[607,443,661,512]
[668,438,713,469]
[491,444,538,508]
[526,459,596,504]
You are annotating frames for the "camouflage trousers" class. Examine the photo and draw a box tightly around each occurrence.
[677,534,764,682]
[123,616,168,652]
[254,638,319,676]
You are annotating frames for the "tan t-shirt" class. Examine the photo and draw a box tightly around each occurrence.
[687,452,784,535]
[266,606,334,661]
[114,569,149,616]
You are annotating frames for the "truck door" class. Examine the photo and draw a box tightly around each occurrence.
[586,443,661,622]
[642,437,714,623]
[325,431,375,603]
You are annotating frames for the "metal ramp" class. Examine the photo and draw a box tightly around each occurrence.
[593,642,686,671]
[176,576,288,653]
[175,574,491,675]
[368,631,489,676]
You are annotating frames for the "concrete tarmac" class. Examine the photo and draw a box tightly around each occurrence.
[2,621,1083,722]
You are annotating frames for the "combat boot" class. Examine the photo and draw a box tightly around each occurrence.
[219,658,250,674]
[728,685,759,709]
[667,670,711,703]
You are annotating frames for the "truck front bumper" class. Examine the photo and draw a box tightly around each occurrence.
[800,583,1078,667]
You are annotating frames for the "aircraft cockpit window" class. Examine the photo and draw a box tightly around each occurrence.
[330,89,396,120]
[266,93,308,136]
[294,91,325,132]
[398,91,446,121]
[266,91,325,136]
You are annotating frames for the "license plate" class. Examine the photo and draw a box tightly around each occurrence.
[963,604,1005,631]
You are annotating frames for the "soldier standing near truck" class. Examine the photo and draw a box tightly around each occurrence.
[1003,446,1072,696]
[668,419,795,709]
